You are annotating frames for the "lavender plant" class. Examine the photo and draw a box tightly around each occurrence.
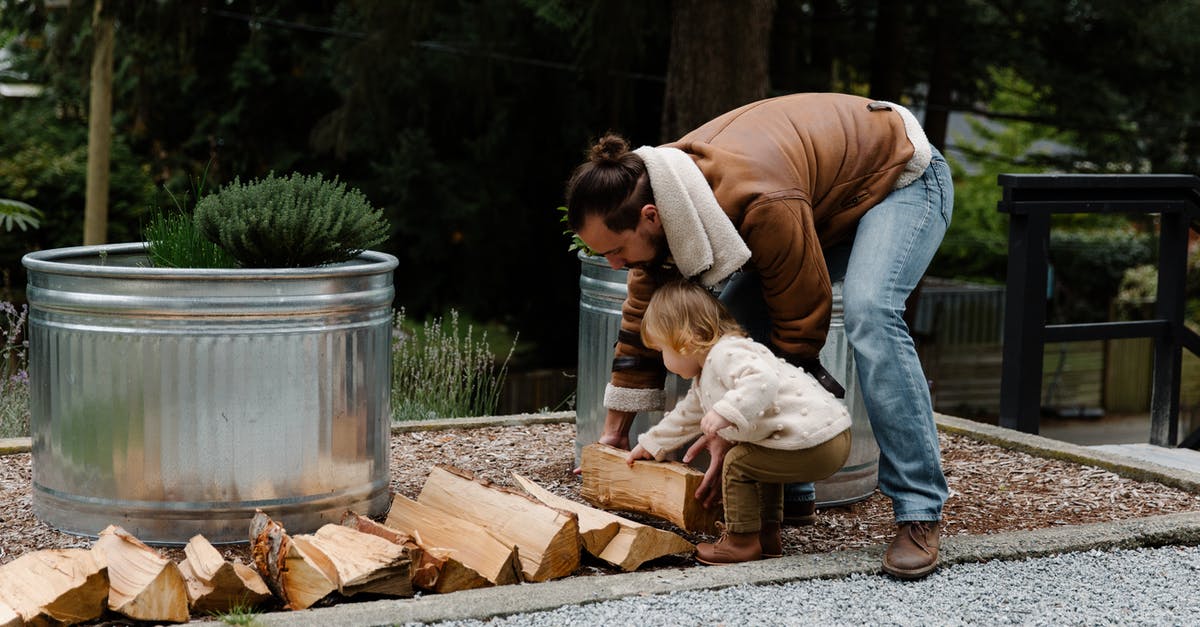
[391,309,516,422]
[0,301,30,438]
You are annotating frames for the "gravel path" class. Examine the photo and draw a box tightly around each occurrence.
[424,544,1200,626]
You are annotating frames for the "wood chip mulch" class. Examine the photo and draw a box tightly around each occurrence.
[3,422,1200,571]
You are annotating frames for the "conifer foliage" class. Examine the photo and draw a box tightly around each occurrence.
[194,172,389,268]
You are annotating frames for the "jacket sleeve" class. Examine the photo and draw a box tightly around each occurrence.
[637,385,705,460]
[738,195,832,361]
[604,267,670,412]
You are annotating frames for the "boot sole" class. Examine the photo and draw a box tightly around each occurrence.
[696,555,761,566]
[881,558,938,580]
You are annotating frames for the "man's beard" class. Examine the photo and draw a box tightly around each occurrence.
[626,231,670,271]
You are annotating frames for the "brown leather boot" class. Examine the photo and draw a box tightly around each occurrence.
[760,521,783,558]
[696,523,762,565]
[782,500,817,526]
[882,521,941,579]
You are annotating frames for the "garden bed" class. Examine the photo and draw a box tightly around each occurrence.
[3,419,1200,572]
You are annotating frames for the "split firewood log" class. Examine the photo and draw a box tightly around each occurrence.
[384,493,521,590]
[249,511,336,610]
[580,442,721,534]
[91,525,189,623]
[417,465,581,582]
[509,473,620,558]
[513,473,695,571]
[0,548,107,625]
[0,600,19,627]
[340,512,440,591]
[178,534,272,614]
[291,525,413,598]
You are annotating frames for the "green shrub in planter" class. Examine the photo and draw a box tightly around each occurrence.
[195,172,389,268]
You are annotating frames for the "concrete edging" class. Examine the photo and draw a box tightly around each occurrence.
[191,511,1200,626]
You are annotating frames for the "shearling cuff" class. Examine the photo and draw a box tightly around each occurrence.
[604,383,665,413]
[872,101,932,190]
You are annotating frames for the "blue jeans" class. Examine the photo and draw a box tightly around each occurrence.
[720,148,953,522]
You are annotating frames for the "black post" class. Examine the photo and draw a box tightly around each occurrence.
[1150,211,1188,446]
[998,210,1050,433]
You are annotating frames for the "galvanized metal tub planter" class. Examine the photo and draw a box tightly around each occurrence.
[22,243,397,544]
[575,252,879,506]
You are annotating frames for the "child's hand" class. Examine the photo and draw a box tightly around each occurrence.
[700,410,733,437]
[625,443,655,466]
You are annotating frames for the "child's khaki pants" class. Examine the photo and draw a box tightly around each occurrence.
[722,429,852,533]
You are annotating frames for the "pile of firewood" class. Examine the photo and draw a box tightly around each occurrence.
[0,448,710,624]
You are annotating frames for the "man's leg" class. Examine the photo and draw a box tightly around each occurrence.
[841,147,953,578]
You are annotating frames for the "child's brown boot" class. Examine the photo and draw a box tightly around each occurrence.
[696,523,762,565]
[760,520,783,558]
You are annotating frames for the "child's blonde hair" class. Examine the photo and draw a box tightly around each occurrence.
[641,280,746,355]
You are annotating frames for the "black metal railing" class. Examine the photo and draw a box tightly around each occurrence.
[997,174,1200,447]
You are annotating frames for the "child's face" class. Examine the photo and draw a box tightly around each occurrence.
[660,344,703,379]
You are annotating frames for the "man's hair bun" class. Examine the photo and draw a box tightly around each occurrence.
[589,133,631,164]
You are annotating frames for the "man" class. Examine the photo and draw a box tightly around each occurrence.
[565,92,952,579]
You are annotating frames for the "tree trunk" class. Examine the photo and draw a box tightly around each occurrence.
[923,3,959,151]
[868,0,907,103]
[84,0,114,246]
[660,0,776,141]
[580,443,722,534]
[809,0,837,91]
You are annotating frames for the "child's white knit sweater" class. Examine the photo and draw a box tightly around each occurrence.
[638,334,852,460]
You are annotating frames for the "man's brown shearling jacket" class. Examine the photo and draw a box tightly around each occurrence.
[609,92,922,403]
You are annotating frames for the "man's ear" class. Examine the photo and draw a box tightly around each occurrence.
[641,204,658,224]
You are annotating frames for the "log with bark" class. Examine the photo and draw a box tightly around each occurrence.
[384,493,521,590]
[249,512,336,611]
[513,473,695,571]
[91,525,189,623]
[292,524,413,598]
[178,534,273,614]
[417,465,581,582]
[580,442,721,534]
[340,512,441,592]
[0,548,108,625]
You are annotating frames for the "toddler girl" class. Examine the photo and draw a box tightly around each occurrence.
[626,280,852,564]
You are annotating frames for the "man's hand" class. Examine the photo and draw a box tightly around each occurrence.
[682,433,735,510]
[573,408,636,476]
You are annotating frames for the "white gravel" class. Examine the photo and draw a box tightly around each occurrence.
[423,544,1200,626]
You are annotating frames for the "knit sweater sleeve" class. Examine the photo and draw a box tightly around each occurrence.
[709,340,781,442]
[636,385,704,460]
